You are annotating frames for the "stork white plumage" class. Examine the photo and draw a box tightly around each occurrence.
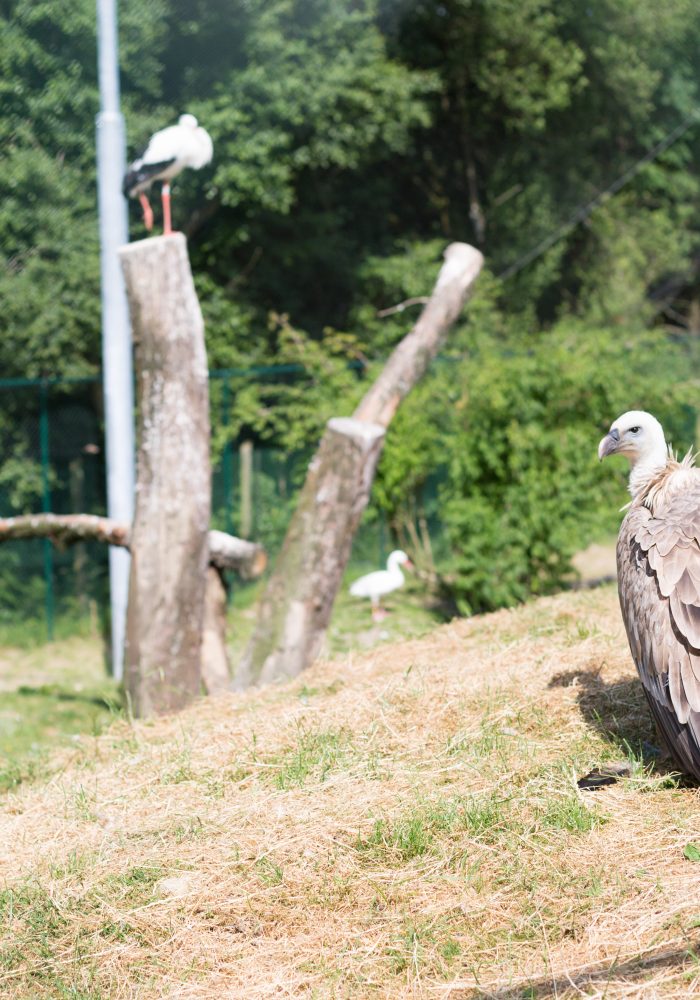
[122,114,213,235]
[349,550,413,621]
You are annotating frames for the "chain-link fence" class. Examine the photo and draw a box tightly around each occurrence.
[0,369,400,644]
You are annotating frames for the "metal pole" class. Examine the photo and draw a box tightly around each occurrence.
[96,0,134,681]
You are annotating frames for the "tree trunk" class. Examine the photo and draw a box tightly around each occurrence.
[237,243,483,687]
[118,233,211,716]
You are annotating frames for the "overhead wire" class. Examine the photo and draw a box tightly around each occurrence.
[497,110,700,281]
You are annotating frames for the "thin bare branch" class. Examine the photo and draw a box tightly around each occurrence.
[376,295,429,318]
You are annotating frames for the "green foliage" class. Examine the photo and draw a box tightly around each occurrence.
[374,316,696,613]
[211,315,366,453]
[5,0,700,623]
[0,0,168,378]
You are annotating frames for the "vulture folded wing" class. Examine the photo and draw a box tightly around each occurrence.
[617,474,700,778]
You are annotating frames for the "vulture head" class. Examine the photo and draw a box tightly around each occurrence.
[598,410,669,496]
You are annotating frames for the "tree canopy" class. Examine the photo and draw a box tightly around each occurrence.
[3,0,700,611]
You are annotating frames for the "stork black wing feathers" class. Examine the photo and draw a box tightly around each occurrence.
[122,158,176,198]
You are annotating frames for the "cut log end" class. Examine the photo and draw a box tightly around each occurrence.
[208,530,267,578]
[118,232,188,256]
[435,244,484,291]
[327,417,385,442]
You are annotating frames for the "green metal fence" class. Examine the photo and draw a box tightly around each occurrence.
[0,368,395,644]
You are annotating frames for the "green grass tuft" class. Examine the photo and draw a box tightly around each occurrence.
[271,725,353,789]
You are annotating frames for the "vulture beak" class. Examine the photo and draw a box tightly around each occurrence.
[598,427,620,461]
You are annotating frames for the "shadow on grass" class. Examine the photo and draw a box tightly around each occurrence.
[13,684,121,711]
[547,667,683,779]
[0,682,124,793]
[470,938,700,998]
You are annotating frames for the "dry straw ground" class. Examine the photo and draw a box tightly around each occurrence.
[2,586,700,998]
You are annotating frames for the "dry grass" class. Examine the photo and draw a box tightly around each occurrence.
[2,586,700,998]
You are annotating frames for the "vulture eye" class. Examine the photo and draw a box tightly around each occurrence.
[629,426,640,434]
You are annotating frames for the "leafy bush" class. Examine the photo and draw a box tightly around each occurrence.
[376,320,697,613]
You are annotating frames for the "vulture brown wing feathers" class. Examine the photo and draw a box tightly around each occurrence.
[617,472,700,777]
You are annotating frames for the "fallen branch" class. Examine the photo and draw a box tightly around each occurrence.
[0,513,128,547]
[0,514,266,578]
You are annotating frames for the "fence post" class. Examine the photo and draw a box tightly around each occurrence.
[221,379,234,537]
[240,440,253,540]
[39,381,54,641]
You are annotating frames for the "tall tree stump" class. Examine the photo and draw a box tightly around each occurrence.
[238,243,483,687]
[119,234,211,716]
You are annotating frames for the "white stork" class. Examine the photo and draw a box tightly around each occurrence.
[122,114,213,235]
[349,550,413,621]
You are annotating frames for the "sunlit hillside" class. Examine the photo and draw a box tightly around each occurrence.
[2,586,700,998]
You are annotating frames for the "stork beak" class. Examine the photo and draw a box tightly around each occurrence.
[597,427,620,461]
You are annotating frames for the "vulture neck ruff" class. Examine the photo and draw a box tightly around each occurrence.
[631,451,695,511]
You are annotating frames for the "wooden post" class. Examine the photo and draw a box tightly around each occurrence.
[352,244,485,425]
[237,243,484,687]
[0,513,266,698]
[68,457,88,615]
[239,440,253,539]
[118,233,211,716]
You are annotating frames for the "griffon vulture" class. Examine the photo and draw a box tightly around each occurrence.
[599,409,700,779]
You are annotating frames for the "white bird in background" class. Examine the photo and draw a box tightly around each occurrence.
[350,550,413,621]
[122,114,213,235]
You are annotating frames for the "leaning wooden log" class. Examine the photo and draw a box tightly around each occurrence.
[235,419,385,687]
[353,243,485,427]
[119,233,211,717]
[237,242,484,687]
[0,514,129,548]
[0,515,266,577]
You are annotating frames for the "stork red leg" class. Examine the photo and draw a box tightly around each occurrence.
[162,183,173,235]
[371,600,388,623]
[138,193,154,231]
